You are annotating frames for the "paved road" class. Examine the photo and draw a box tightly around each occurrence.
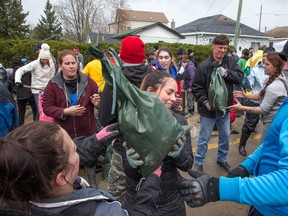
[183,113,261,216]
[90,113,262,216]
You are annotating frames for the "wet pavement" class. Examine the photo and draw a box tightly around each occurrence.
[88,112,262,216]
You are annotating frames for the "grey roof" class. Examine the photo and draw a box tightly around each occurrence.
[111,22,185,39]
[88,33,120,43]
[175,14,268,37]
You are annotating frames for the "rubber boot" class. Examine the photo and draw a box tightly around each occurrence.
[85,166,97,187]
[239,133,250,156]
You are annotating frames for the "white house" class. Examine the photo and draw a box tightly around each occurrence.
[108,9,169,34]
[175,14,272,55]
[111,22,185,43]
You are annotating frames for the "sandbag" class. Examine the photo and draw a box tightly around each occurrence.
[88,45,188,177]
[208,61,228,116]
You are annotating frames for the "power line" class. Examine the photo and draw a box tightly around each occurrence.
[203,0,216,17]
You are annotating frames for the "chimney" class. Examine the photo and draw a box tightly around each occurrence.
[171,19,175,29]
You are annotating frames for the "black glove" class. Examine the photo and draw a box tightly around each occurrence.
[15,82,23,88]
[177,169,219,208]
[226,165,250,178]
[203,100,212,111]
[96,123,121,146]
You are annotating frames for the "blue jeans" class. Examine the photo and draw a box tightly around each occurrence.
[33,93,39,118]
[195,112,230,165]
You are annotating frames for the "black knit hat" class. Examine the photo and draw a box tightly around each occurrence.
[278,41,288,62]
[176,48,184,55]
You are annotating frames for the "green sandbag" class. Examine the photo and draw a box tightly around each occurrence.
[88,44,189,177]
[208,61,228,116]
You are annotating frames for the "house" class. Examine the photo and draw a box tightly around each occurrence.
[265,26,288,50]
[86,32,120,44]
[108,9,169,34]
[175,14,271,54]
[111,22,185,43]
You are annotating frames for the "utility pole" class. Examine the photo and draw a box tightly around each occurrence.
[234,0,243,50]
[259,5,263,31]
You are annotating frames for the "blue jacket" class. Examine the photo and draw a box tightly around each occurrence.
[151,61,177,78]
[0,84,18,137]
[220,97,288,216]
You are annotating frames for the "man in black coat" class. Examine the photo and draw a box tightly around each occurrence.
[192,34,244,173]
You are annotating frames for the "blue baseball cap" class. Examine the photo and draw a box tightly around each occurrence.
[33,43,42,50]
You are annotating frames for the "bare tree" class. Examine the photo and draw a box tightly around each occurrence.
[54,0,128,43]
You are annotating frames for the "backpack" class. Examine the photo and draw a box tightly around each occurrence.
[88,45,189,177]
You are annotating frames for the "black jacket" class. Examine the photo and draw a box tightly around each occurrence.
[192,55,244,118]
[123,113,193,216]
[98,64,151,127]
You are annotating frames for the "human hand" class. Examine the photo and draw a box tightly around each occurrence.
[64,105,86,116]
[90,93,101,108]
[216,67,227,77]
[124,142,144,168]
[203,100,212,111]
[177,169,219,208]
[226,165,250,178]
[233,88,246,98]
[227,98,243,111]
[168,136,185,158]
[96,123,120,146]
[15,82,23,88]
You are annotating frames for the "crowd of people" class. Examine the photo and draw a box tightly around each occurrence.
[0,34,288,216]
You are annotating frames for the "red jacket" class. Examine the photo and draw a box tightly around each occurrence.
[43,72,98,138]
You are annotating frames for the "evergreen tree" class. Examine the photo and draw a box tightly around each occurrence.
[32,0,62,40]
[0,0,30,39]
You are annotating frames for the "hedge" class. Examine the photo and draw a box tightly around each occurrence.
[0,39,234,68]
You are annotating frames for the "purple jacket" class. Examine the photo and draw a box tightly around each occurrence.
[183,62,196,90]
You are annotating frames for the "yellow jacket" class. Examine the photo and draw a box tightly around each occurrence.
[82,59,105,92]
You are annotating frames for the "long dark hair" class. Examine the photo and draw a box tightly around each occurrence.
[140,70,174,92]
[260,52,284,97]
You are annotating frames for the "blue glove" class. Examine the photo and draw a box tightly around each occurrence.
[123,142,144,168]
[168,136,185,158]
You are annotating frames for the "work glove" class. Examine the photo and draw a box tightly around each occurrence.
[96,123,120,146]
[168,136,185,158]
[15,82,23,88]
[226,165,250,178]
[177,169,219,208]
[216,67,228,77]
[153,165,162,177]
[124,142,144,168]
[203,100,212,111]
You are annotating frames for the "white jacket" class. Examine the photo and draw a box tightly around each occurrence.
[15,59,55,94]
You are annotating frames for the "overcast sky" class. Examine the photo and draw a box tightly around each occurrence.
[22,0,287,32]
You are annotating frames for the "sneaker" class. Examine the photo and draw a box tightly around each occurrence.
[194,164,203,172]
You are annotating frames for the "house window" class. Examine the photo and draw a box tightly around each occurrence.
[209,39,213,44]
[251,42,260,50]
